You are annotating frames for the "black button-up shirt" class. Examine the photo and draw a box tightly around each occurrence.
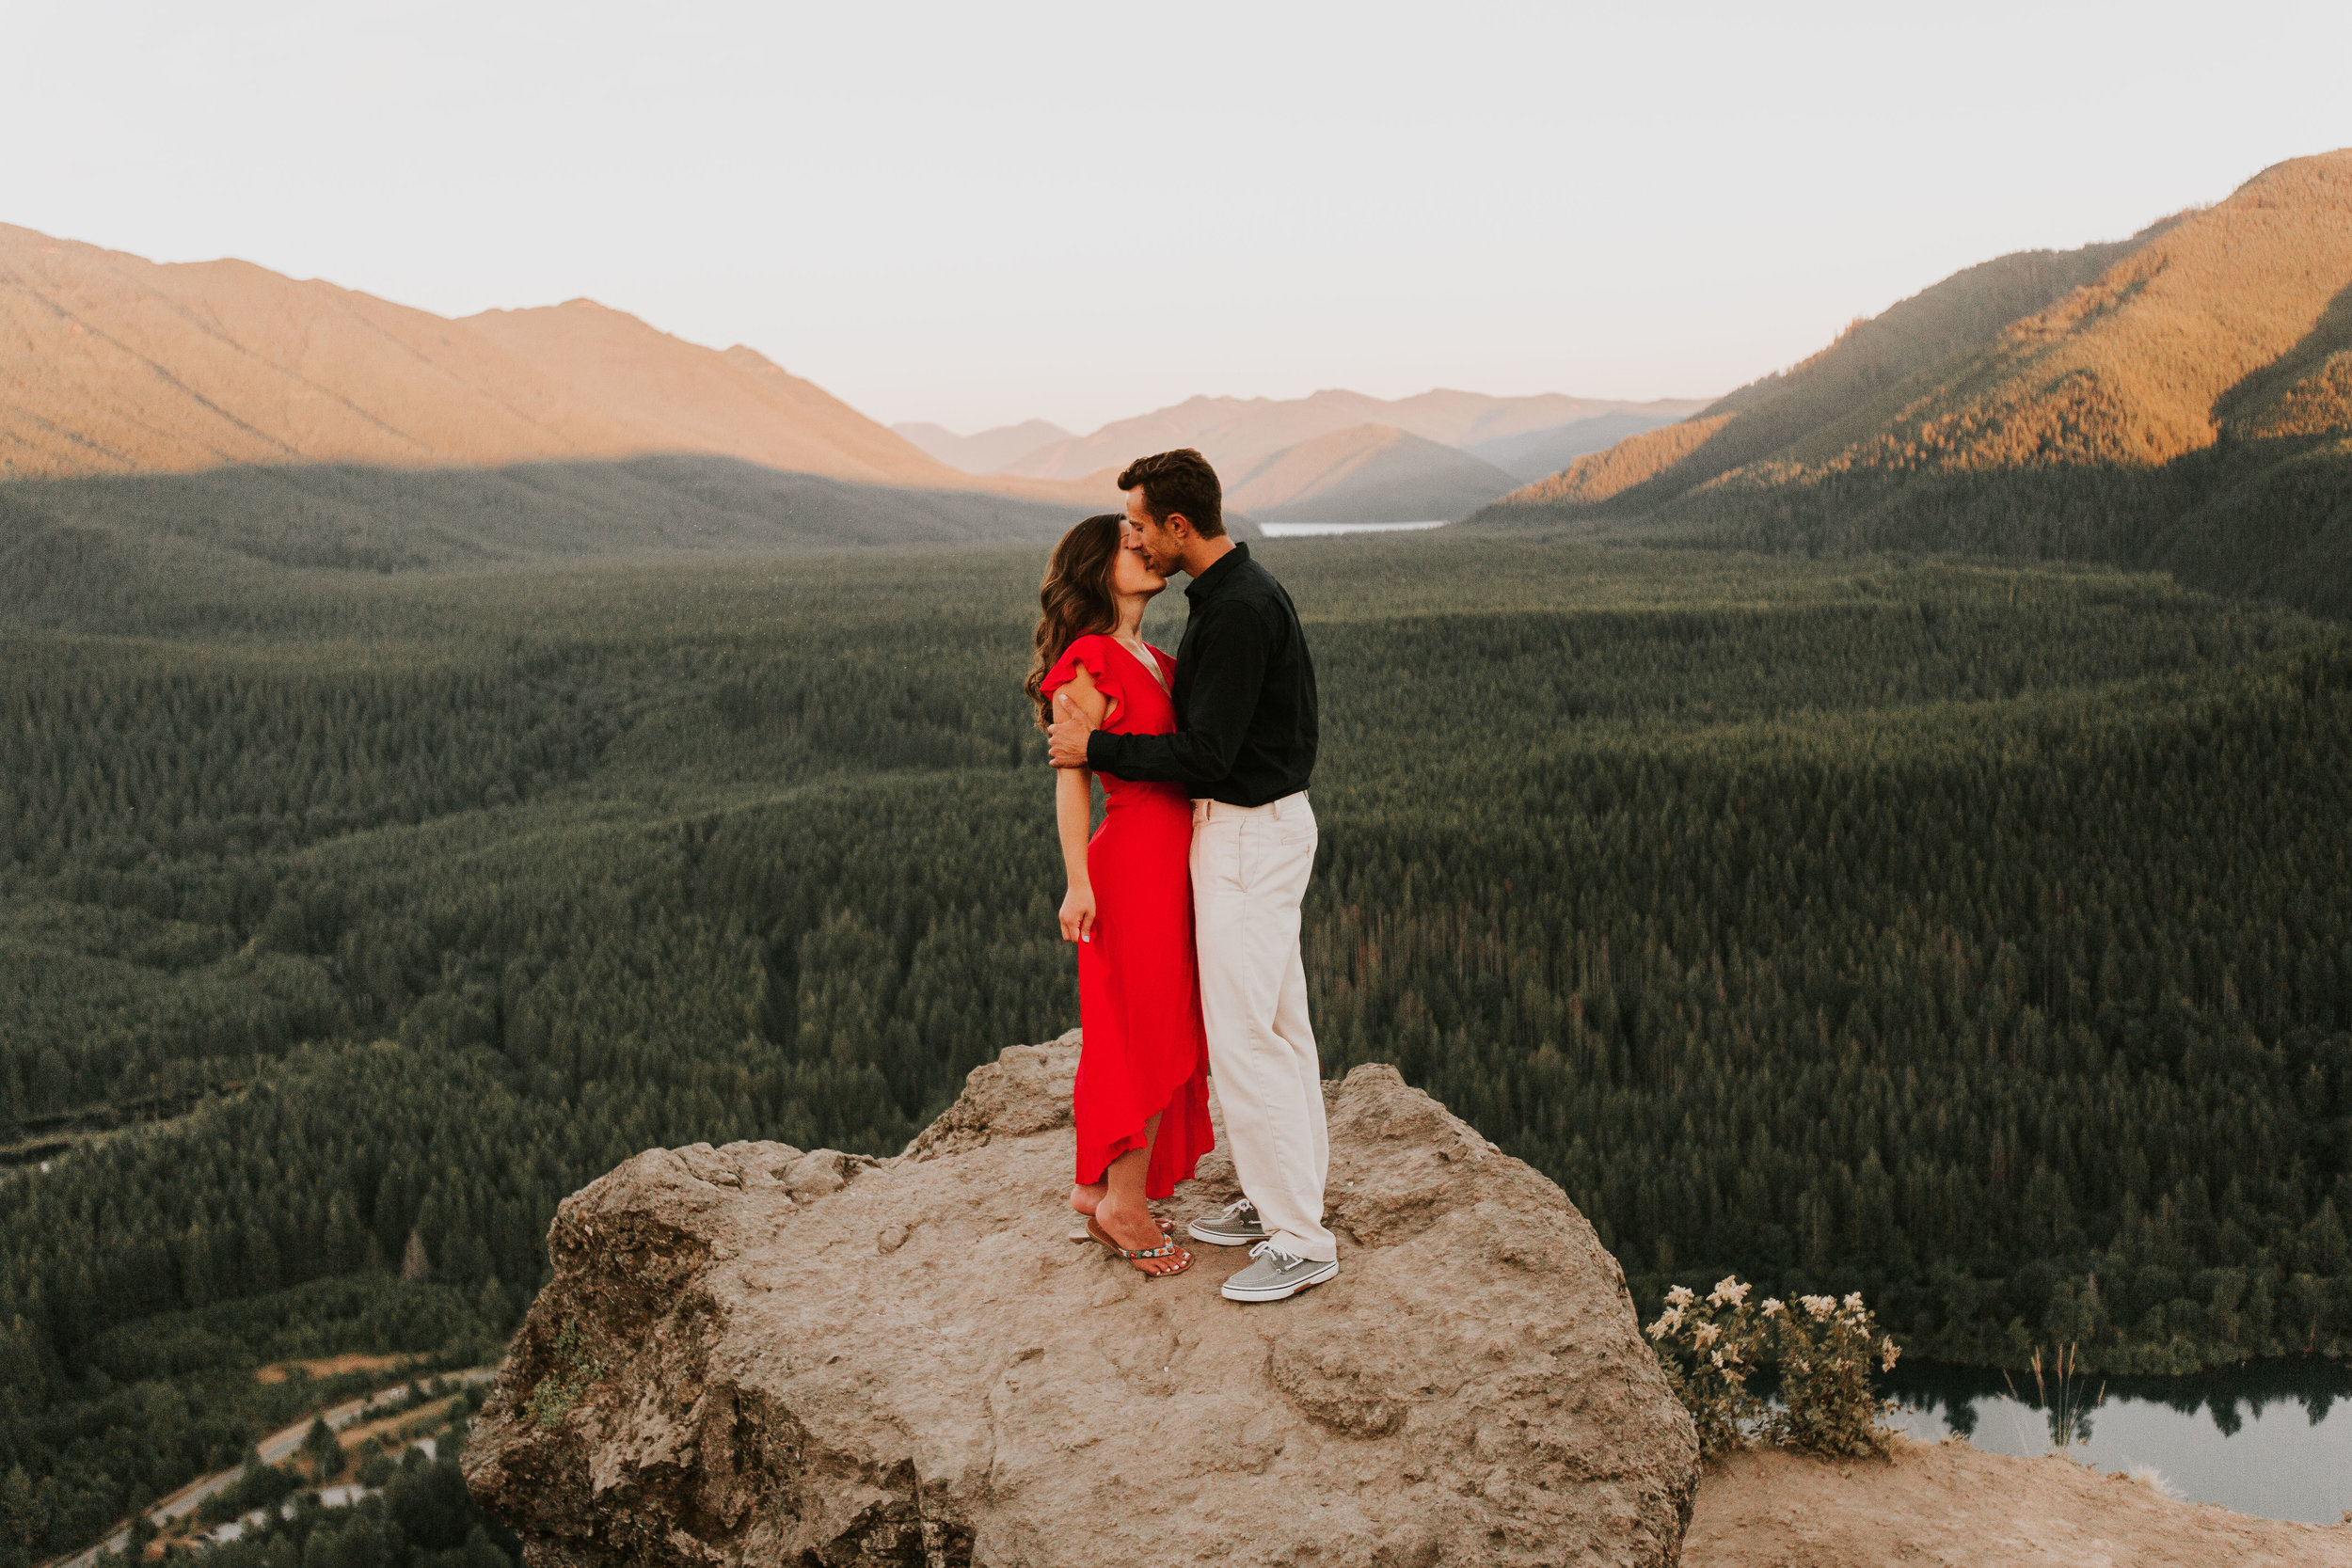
[1087,542,1319,806]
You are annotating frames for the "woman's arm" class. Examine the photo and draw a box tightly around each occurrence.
[1056,763,1096,942]
[1052,663,1109,943]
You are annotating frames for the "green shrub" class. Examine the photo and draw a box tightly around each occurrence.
[523,1321,605,1431]
[357,1450,396,1488]
[298,1417,344,1481]
[1647,1276,1901,1460]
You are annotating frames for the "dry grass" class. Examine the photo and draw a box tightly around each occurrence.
[333,1392,466,1451]
[252,1352,412,1386]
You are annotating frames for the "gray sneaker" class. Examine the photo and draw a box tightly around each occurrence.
[1187,1196,1268,1247]
[1219,1241,1339,1302]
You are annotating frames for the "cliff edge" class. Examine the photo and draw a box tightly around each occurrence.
[1687,1440,2352,1567]
[462,1033,1700,1566]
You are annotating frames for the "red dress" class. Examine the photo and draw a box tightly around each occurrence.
[1041,633,1215,1198]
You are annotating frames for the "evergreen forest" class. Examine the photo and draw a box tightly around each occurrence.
[3,531,2349,1564]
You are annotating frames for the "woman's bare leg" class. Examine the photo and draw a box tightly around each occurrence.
[1069,1180,1107,1218]
[1094,1114,1184,1273]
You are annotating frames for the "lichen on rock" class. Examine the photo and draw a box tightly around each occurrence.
[462,1031,1700,1566]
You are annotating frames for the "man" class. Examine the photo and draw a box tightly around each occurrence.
[1046,448,1336,1302]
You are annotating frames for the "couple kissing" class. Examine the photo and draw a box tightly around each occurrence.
[1026,448,1336,1304]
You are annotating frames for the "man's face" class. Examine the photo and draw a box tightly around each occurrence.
[1123,486,1186,575]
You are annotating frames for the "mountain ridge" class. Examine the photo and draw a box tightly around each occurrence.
[1230,423,1520,521]
[890,419,1073,474]
[0,225,1106,510]
[999,387,1708,483]
[1463,410,1689,483]
[1471,149,2352,616]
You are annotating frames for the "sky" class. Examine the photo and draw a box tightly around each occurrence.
[8,1,2350,436]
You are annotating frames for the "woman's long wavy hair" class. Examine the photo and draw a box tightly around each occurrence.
[1025,513,1127,732]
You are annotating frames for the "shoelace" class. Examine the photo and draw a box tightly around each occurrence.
[1217,1197,1258,1222]
[1247,1240,1303,1270]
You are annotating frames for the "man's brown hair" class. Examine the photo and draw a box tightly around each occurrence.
[1118,448,1225,539]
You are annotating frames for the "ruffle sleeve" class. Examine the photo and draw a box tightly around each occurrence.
[1040,633,1126,721]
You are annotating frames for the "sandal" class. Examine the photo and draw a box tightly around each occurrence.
[1084,1216,1194,1277]
[1067,1214,1175,1243]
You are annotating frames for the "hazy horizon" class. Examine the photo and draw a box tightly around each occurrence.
[9,1,2351,432]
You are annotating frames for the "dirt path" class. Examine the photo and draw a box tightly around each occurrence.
[1687,1437,2352,1568]
[47,1369,498,1568]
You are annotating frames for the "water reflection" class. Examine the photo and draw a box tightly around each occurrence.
[1883,1358,2352,1523]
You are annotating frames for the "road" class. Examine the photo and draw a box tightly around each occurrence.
[50,1368,499,1568]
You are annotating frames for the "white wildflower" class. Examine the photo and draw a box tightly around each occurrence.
[1708,1276,1751,1308]
[1692,1322,1722,1350]
[1665,1285,1695,1307]
[1803,1294,1836,1321]
[1760,1298,1786,1318]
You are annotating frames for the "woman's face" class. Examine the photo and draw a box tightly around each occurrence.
[1111,522,1167,597]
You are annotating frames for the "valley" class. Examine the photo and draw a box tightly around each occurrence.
[3,526,2347,1560]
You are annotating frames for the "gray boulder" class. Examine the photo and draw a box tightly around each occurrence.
[462,1033,1698,1566]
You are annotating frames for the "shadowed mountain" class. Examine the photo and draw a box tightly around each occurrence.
[0,456,1096,629]
[1472,150,2352,616]
[1463,411,1690,483]
[999,388,1708,483]
[1228,424,1520,522]
[891,420,1073,474]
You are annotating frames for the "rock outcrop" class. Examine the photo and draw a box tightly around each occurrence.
[1686,1440,2352,1568]
[463,1034,1700,1566]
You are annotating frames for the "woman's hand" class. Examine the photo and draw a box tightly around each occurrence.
[1058,884,1097,943]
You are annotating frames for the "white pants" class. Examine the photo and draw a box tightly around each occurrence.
[1190,791,1334,1262]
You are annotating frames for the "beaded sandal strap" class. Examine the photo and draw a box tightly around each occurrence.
[1114,1238,1192,1275]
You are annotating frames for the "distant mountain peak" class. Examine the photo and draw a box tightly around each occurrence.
[891,419,1076,475]
[1230,421,1520,523]
[996,388,1709,484]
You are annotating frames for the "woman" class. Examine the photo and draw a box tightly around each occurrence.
[1025,513,1213,1278]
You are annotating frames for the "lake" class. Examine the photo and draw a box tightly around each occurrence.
[1257,520,1452,537]
[1881,1360,2352,1523]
